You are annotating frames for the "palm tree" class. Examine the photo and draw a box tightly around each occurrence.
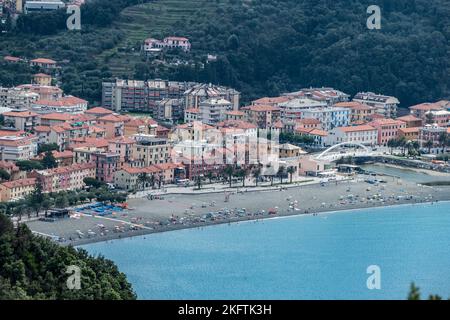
[424,140,434,154]
[223,165,234,188]
[387,138,396,155]
[236,168,248,187]
[252,165,261,186]
[277,166,286,184]
[438,132,448,153]
[287,166,296,184]
[137,172,148,191]
[205,171,214,184]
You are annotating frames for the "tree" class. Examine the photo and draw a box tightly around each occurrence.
[137,173,150,191]
[223,165,235,188]
[0,168,10,182]
[83,177,106,189]
[287,166,296,184]
[27,182,45,217]
[425,112,435,125]
[236,168,248,187]
[37,143,59,154]
[438,132,448,153]
[54,194,69,208]
[424,140,434,154]
[205,172,214,184]
[277,166,286,184]
[15,160,43,172]
[252,165,261,187]
[41,151,57,169]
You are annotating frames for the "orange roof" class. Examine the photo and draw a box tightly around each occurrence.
[334,101,372,110]
[3,111,39,118]
[185,108,200,113]
[226,110,245,116]
[296,118,322,125]
[243,105,280,112]
[339,125,377,133]
[34,126,51,133]
[1,178,36,189]
[109,136,135,144]
[296,127,328,136]
[34,96,87,106]
[217,120,257,130]
[31,58,56,64]
[369,118,405,126]
[40,113,75,121]
[252,96,292,105]
[4,56,22,62]
[37,163,94,176]
[85,107,114,115]
[396,115,422,122]
[97,114,125,123]
[399,127,420,133]
[0,130,25,137]
[409,103,443,111]
[0,161,19,171]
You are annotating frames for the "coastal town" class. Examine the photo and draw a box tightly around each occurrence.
[0,48,449,245]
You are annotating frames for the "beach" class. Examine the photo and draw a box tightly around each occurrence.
[25,171,450,246]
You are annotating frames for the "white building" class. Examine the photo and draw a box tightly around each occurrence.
[301,107,351,131]
[144,36,191,52]
[199,98,233,125]
[353,92,400,118]
[285,87,350,106]
[24,1,65,14]
[31,96,88,114]
[0,87,39,110]
[326,125,378,146]
[278,98,327,121]
[0,135,38,161]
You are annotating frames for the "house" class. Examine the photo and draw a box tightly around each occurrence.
[419,124,448,150]
[367,118,406,146]
[96,114,126,138]
[277,143,306,158]
[33,73,52,86]
[298,156,332,176]
[39,112,74,126]
[144,36,191,52]
[184,83,240,110]
[225,110,246,121]
[295,127,328,147]
[285,87,350,106]
[84,106,114,118]
[326,125,378,146]
[2,111,40,131]
[398,127,420,141]
[184,108,201,123]
[278,98,328,121]
[353,92,399,118]
[396,115,423,128]
[409,102,444,120]
[0,178,36,202]
[252,96,293,107]
[198,98,233,125]
[108,136,136,168]
[132,137,172,166]
[30,57,57,69]
[425,110,450,127]
[114,163,183,190]
[3,55,23,63]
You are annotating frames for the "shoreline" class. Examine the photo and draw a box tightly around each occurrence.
[73,198,450,247]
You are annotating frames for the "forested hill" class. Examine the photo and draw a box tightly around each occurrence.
[1,0,449,107]
[0,214,136,299]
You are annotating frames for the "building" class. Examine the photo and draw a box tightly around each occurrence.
[301,107,350,131]
[24,1,64,13]
[0,160,26,180]
[144,36,191,52]
[333,101,375,123]
[155,98,183,122]
[91,152,120,183]
[396,115,423,128]
[29,57,58,69]
[326,125,378,146]
[39,112,74,126]
[2,111,40,131]
[277,143,306,158]
[33,163,96,193]
[242,105,281,129]
[114,163,182,190]
[0,86,39,109]
[0,135,37,160]
[252,96,293,107]
[31,96,88,114]
[425,110,450,127]
[295,127,328,147]
[184,83,240,110]
[132,137,171,166]
[284,87,350,106]
[16,84,63,101]
[184,108,201,123]
[367,118,406,146]
[102,79,192,113]
[298,156,332,176]
[398,127,420,141]
[198,98,233,125]
[409,102,444,120]
[95,114,126,138]
[108,136,135,168]
[278,98,327,121]
[353,92,400,118]
[84,106,114,118]
[0,178,36,202]
[225,110,245,121]
[33,73,52,86]
[419,124,448,149]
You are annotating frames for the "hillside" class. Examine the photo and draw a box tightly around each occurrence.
[0,0,449,107]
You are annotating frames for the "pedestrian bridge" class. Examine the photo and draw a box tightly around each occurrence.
[314,142,374,161]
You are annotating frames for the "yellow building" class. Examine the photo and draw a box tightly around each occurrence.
[132,138,172,166]
[33,73,52,86]
[0,178,36,202]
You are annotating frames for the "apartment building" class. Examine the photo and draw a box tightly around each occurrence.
[368,118,406,146]
[278,98,327,121]
[0,87,39,109]
[396,115,423,128]
[353,92,400,118]
[242,105,281,129]
[31,96,88,114]
[326,125,378,146]
[33,73,52,86]
[333,101,375,123]
[0,135,37,161]
[33,163,95,193]
[301,107,350,131]
[184,83,240,110]
[409,102,444,120]
[425,110,450,127]
[284,87,350,106]
[419,124,448,149]
[0,178,36,202]
[198,98,233,125]
[2,111,40,131]
[132,137,171,166]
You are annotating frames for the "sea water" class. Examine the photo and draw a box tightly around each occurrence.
[81,202,450,299]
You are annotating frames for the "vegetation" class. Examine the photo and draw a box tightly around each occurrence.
[407,282,448,300]
[1,0,449,107]
[0,213,136,299]
[280,132,315,146]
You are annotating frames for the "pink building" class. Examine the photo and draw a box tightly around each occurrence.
[33,163,96,193]
[91,152,120,183]
[108,136,136,168]
[368,118,406,146]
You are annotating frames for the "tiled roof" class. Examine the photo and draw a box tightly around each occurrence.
[3,111,39,118]
[1,178,36,189]
[85,107,114,115]
[339,125,377,133]
[31,58,56,64]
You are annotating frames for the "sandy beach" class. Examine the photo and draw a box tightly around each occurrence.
[25,171,450,247]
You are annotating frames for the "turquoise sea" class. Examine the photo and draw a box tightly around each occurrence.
[81,202,450,300]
